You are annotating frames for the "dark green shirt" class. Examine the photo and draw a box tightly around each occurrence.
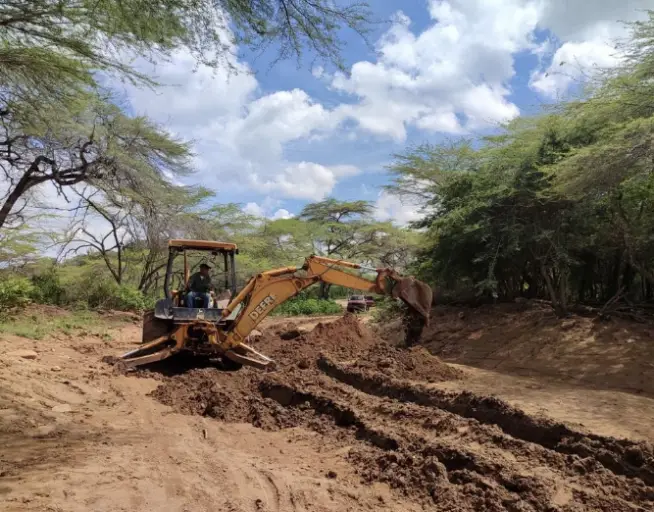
[188,272,212,293]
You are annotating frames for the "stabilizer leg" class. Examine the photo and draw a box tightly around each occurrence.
[118,336,179,369]
[224,343,276,370]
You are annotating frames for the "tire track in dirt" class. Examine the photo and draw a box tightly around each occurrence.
[259,470,282,511]
[317,355,654,487]
[130,315,654,511]
[224,457,285,512]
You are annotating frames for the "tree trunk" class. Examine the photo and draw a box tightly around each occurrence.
[319,282,331,300]
[0,171,33,230]
[540,263,567,317]
[558,268,568,315]
[522,274,536,298]
[0,156,55,231]
[607,249,623,300]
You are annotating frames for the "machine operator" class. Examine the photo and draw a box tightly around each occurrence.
[186,263,213,308]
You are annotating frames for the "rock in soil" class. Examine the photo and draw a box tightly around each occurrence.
[7,349,38,359]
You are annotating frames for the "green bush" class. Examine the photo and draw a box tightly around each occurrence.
[0,277,34,313]
[112,285,155,311]
[272,297,343,316]
[72,274,119,309]
[58,270,153,312]
[31,268,66,305]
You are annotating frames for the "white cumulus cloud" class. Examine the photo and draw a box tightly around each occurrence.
[243,202,265,217]
[329,1,540,141]
[374,191,423,226]
[116,53,351,201]
[251,162,359,201]
[35,0,650,224]
[529,0,651,97]
[271,208,293,220]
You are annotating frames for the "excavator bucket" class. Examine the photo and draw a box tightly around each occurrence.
[392,277,433,324]
[389,276,433,346]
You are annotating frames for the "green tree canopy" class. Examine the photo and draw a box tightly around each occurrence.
[386,11,654,315]
[0,93,192,230]
[0,0,372,111]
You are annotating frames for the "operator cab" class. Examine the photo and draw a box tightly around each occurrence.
[155,239,240,322]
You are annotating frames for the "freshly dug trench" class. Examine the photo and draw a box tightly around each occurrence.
[140,315,654,511]
[257,376,654,511]
[318,355,654,486]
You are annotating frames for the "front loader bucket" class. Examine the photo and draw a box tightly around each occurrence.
[142,309,172,343]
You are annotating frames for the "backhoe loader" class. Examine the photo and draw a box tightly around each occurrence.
[117,239,432,370]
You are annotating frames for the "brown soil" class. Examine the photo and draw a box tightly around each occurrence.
[138,314,654,511]
[144,314,380,430]
[2,307,654,511]
[257,313,378,365]
[420,304,654,396]
[347,343,463,383]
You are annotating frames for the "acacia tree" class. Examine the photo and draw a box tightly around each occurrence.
[300,198,374,256]
[0,0,372,112]
[384,138,480,223]
[127,186,223,293]
[60,187,134,285]
[256,218,315,264]
[387,13,654,315]
[299,198,418,298]
[0,0,374,246]
[0,94,192,231]
[0,213,47,267]
[58,180,256,293]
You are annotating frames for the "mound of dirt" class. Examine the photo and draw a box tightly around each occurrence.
[145,315,405,431]
[270,321,302,340]
[371,317,405,343]
[145,315,380,427]
[418,304,654,396]
[303,313,377,359]
[146,315,462,426]
[259,374,654,511]
[349,344,463,383]
[148,367,311,430]
[251,313,377,369]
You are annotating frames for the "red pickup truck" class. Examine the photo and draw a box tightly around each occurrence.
[346,295,376,313]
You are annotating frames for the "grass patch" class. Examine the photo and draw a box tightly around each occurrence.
[0,308,131,340]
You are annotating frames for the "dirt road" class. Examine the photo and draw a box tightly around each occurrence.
[1,310,654,511]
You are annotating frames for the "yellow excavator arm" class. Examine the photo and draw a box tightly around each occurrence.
[219,255,433,369]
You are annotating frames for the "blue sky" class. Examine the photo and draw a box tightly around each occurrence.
[117,0,649,224]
